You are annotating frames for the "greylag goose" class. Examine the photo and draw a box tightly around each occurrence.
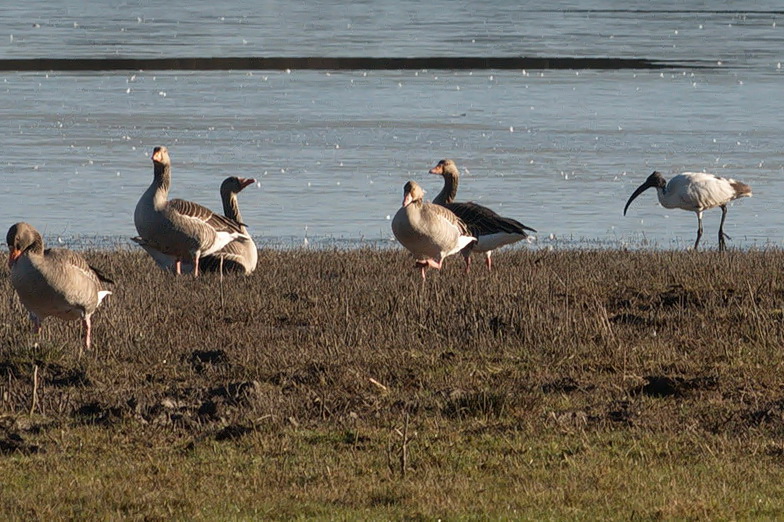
[391,180,476,280]
[133,146,249,277]
[430,159,536,272]
[199,176,258,275]
[7,222,113,354]
[133,176,258,275]
[624,171,752,251]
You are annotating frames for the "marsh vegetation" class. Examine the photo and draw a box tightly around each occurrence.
[1,248,784,519]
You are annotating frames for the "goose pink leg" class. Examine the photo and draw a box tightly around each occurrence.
[82,316,92,351]
[415,259,443,280]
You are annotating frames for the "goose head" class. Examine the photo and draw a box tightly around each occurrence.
[402,181,425,207]
[7,222,42,268]
[429,159,459,179]
[220,176,257,197]
[151,146,170,168]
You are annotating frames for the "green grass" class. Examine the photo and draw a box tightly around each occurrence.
[1,248,784,519]
[3,424,783,519]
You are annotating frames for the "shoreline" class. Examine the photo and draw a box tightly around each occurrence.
[17,233,782,253]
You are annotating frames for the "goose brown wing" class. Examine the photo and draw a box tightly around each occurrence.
[88,264,115,284]
[427,203,473,236]
[444,202,536,237]
[168,198,246,234]
[45,248,114,284]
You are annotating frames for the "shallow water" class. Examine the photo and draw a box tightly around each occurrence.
[0,2,782,250]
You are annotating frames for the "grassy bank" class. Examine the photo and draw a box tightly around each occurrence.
[1,248,784,519]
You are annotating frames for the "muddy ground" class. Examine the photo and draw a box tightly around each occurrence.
[1,248,784,517]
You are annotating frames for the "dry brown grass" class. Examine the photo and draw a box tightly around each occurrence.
[2,248,784,519]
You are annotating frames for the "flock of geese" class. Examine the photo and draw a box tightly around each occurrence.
[392,159,537,280]
[5,145,753,353]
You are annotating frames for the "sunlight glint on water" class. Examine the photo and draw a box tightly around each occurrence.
[0,1,781,249]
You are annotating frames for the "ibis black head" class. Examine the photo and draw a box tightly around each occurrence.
[624,171,667,216]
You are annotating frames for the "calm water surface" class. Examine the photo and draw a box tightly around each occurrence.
[0,1,782,249]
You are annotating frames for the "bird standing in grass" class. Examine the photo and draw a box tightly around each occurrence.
[623,170,752,251]
[7,222,113,355]
[391,180,476,280]
[133,146,250,277]
[199,176,258,275]
[429,159,536,271]
[135,176,258,275]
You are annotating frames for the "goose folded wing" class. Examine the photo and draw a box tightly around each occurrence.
[428,204,473,236]
[445,202,536,236]
[45,248,113,284]
[168,199,247,236]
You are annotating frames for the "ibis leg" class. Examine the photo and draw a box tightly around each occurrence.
[718,205,730,252]
[694,211,704,250]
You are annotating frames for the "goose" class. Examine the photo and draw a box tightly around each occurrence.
[133,146,249,277]
[134,176,258,275]
[199,176,258,275]
[7,222,113,354]
[624,170,752,251]
[391,180,476,280]
[429,159,536,271]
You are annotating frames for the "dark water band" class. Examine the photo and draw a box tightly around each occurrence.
[0,56,707,72]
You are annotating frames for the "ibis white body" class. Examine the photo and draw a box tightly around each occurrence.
[624,171,752,251]
[653,172,749,213]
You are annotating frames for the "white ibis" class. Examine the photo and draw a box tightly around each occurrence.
[624,171,752,251]
[391,180,476,280]
[429,159,536,271]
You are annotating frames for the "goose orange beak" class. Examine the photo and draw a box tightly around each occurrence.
[8,248,22,268]
[239,178,257,189]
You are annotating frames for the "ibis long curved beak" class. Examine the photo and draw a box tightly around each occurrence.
[623,180,655,216]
